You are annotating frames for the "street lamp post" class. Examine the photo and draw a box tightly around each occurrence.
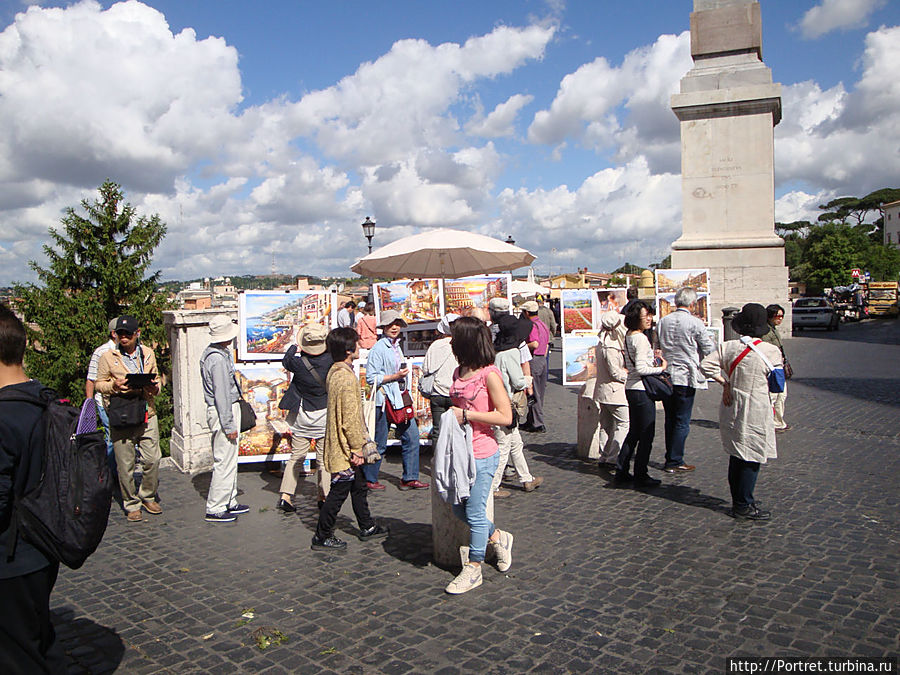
[361,216,376,254]
[361,216,376,303]
[505,235,516,274]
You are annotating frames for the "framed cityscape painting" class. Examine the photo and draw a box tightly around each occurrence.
[374,279,443,326]
[442,274,511,316]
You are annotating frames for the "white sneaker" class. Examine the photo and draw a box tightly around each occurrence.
[492,529,514,572]
[459,545,470,570]
[445,563,483,594]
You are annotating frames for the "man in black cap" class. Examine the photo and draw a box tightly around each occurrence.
[95,315,162,522]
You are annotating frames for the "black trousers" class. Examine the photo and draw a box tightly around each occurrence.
[617,389,656,479]
[0,563,63,675]
[429,394,453,443]
[315,467,374,540]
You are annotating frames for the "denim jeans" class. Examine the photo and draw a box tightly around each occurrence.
[662,385,696,467]
[362,407,421,483]
[452,451,499,563]
[728,455,760,509]
[617,389,656,479]
[97,404,117,476]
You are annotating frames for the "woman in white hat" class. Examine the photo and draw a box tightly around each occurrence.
[276,323,333,512]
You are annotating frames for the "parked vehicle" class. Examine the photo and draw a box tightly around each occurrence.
[866,281,899,318]
[792,297,840,331]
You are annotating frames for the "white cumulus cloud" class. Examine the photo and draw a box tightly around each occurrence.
[797,0,887,39]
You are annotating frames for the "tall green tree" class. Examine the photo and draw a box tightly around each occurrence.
[14,180,174,450]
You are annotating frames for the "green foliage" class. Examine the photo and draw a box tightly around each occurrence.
[13,181,174,453]
[649,254,671,271]
[612,262,645,275]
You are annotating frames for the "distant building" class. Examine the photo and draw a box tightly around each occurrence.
[177,283,213,310]
[883,199,900,248]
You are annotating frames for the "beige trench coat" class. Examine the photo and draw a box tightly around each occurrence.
[701,339,783,464]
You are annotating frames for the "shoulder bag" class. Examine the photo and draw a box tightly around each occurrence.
[780,347,793,380]
[420,350,453,399]
[730,338,785,393]
[385,389,416,425]
[231,373,257,432]
[626,340,672,402]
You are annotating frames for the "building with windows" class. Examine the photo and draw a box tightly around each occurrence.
[883,199,900,248]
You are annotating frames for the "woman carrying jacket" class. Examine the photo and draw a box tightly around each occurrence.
[592,311,629,472]
[276,324,333,512]
[702,303,783,521]
[615,301,668,488]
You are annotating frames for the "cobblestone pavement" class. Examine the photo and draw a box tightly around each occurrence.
[52,319,899,673]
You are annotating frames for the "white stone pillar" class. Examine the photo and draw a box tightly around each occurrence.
[670,1,791,332]
[163,308,237,472]
[431,483,494,570]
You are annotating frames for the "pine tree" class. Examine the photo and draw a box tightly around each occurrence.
[14,180,174,450]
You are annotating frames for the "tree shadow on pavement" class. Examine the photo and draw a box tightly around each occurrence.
[52,607,125,674]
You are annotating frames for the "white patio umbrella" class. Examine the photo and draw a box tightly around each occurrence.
[350,228,535,279]
[509,279,548,296]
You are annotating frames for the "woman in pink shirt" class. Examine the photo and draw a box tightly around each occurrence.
[445,317,514,594]
[355,302,378,350]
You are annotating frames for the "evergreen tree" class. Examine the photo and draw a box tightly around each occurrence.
[14,181,174,450]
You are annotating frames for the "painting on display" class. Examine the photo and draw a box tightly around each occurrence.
[354,359,432,443]
[442,274,511,316]
[238,290,334,361]
[562,332,599,386]
[594,288,628,316]
[561,289,594,335]
[401,323,439,357]
[233,363,292,462]
[375,279,443,326]
[655,269,710,295]
[657,292,710,325]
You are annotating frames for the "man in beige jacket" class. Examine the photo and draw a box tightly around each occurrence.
[95,315,162,522]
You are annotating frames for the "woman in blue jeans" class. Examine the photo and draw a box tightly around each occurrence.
[615,301,668,488]
[363,310,429,491]
[445,317,514,594]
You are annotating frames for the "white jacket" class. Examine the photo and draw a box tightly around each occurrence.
[432,410,476,505]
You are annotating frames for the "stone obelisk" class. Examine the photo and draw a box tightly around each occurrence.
[670,0,790,332]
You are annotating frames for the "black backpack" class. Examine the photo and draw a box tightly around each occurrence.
[0,387,112,570]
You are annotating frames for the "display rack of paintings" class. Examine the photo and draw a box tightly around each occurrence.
[562,331,599,386]
[233,363,294,463]
[561,289,594,335]
[238,290,335,361]
[655,269,710,325]
[401,323,439,357]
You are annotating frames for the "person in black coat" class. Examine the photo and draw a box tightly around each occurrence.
[276,324,333,512]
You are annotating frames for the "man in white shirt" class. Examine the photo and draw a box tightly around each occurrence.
[85,318,119,470]
[337,301,357,328]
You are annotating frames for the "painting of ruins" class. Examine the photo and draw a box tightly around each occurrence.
[442,274,510,315]
[655,269,709,295]
[238,290,334,361]
[233,364,292,461]
[657,292,710,325]
[375,279,443,325]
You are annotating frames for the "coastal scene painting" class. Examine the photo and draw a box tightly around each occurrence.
[562,332,599,385]
[561,289,594,334]
[443,274,510,315]
[238,290,333,360]
[655,268,709,295]
[375,279,442,325]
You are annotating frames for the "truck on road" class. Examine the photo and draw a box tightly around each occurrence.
[867,281,899,318]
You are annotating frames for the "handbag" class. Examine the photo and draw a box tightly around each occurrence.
[238,398,257,432]
[362,383,377,440]
[360,440,381,464]
[626,341,673,402]
[385,390,416,425]
[511,388,529,419]
[106,395,147,428]
[781,348,793,380]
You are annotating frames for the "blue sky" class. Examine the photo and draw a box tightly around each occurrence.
[0,0,897,285]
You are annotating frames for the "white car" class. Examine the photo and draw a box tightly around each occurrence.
[792,297,840,331]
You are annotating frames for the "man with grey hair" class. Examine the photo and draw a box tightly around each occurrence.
[656,287,714,473]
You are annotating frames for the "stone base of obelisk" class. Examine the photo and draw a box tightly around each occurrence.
[672,245,791,338]
[431,482,494,571]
